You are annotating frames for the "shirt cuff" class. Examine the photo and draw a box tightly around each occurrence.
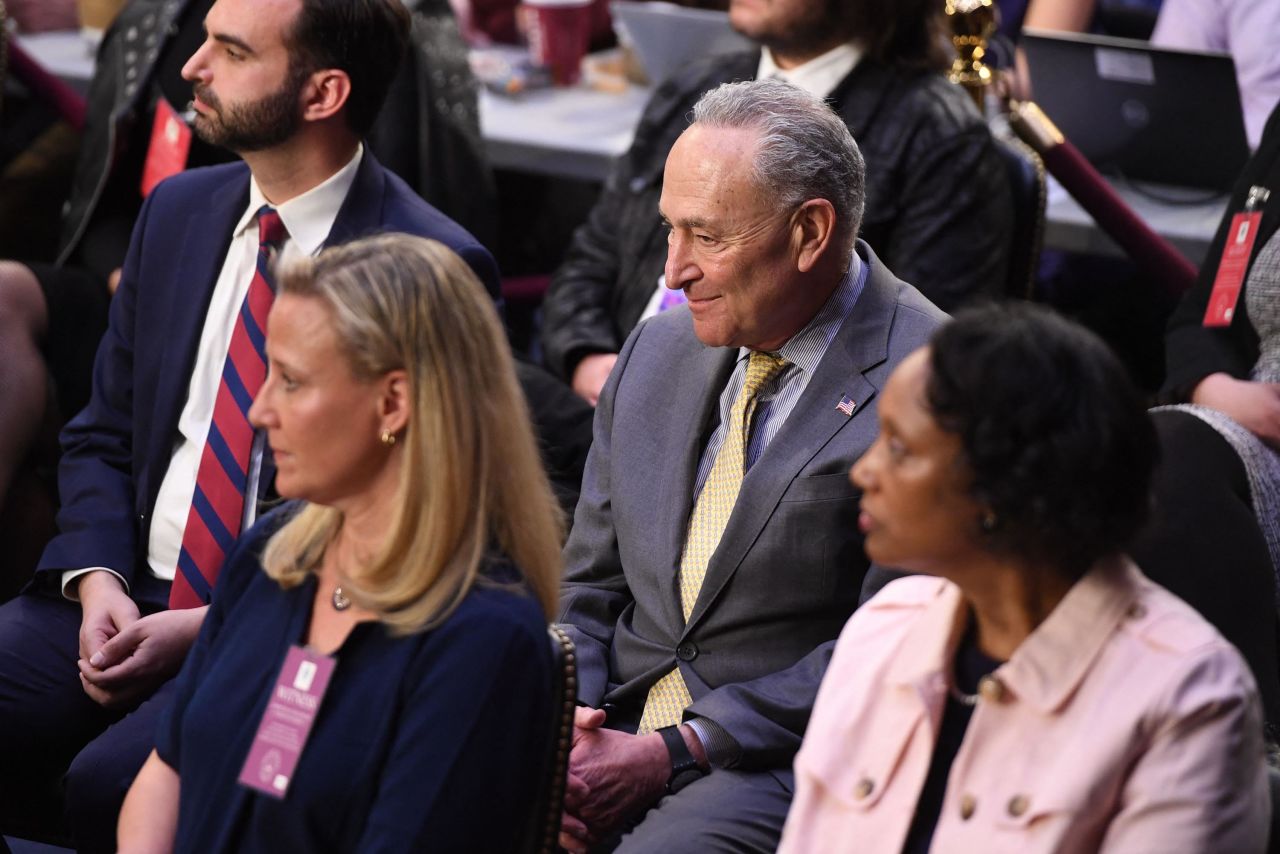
[61,567,130,601]
[685,717,742,769]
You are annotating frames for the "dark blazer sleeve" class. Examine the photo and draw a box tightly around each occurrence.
[34,189,159,588]
[555,321,648,706]
[539,104,665,379]
[1162,104,1280,400]
[538,166,633,380]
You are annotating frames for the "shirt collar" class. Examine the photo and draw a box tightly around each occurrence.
[996,556,1142,712]
[741,252,865,377]
[757,41,862,99]
[234,143,364,254]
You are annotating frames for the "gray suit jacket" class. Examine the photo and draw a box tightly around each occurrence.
[558,242,946,771]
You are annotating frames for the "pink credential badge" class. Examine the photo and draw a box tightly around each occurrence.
[238,644,336,799]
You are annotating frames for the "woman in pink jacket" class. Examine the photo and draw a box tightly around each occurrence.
[780,303,1270,854]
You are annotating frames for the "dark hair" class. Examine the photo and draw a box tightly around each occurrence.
[839,0,951,72]
[926,303,1157,579]
[287,0,412,136]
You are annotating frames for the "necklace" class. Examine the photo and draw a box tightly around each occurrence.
[331,586,352,611]
[948,681,979,707]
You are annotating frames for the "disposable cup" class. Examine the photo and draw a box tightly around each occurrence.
[522,0,594,86]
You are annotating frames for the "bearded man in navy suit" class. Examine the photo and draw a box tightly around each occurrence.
[0,0,498,847]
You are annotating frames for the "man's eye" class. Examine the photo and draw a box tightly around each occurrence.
[887,438,907,461]
[695,233,717,246]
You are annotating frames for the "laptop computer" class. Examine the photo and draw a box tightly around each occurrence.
[611,1,753,86]
[1022,29,1249,192]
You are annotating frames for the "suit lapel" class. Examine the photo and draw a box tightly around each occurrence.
[683,248,902,631]
[652,330,737,631]
[322,150,388,247]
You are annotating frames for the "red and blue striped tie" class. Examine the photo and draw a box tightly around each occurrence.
[170,206,287,609]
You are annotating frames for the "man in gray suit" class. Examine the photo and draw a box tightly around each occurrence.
[556,79,947,852]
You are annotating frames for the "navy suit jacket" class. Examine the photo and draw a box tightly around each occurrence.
[36,152,500,608]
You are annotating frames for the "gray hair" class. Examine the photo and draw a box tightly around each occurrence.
[691,79,865,259]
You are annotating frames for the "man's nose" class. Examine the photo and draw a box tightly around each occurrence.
[664,233,698,291]
[181,41,211,84]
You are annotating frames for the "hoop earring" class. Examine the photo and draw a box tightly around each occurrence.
[380,429,396,447]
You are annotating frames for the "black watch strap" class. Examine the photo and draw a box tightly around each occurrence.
[657,725,707,794]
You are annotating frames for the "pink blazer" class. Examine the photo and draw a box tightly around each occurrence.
[780,558,1270,854]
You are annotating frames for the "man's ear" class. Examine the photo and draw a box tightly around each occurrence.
[792,199,837,273]
[377,369,410,437]
[300,69,352,124]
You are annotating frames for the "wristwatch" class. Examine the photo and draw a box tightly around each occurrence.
[657,725,708,794]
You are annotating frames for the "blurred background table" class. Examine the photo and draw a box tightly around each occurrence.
[12,30,96,94]
[14,31,1229,268]
[479,82,650,183]
[478,80,1226,265]
[1043,176,1226,266]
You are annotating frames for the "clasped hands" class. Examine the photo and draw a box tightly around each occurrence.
[76,571,206,709]
[559,707,688,853]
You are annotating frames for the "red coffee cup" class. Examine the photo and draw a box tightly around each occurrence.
[522,0,594,86]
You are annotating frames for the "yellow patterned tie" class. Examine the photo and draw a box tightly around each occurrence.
[637,350,789,734]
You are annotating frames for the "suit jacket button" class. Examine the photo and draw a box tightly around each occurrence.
[676,642,697,661]
[978,674,1006,703]
[959,794,976,819]
[853,778,874,799]
[1007,794,1029,817]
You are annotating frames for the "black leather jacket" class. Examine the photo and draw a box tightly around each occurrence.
[1162,103,1280,401]
[56,0,215,272]
[541,50,1013,379]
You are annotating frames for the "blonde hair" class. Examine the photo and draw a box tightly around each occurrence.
[260,233,563,631]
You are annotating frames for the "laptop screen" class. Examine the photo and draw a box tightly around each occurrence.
[1023,29,1249,192]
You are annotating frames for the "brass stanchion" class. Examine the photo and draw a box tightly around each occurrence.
[945,0,999,110]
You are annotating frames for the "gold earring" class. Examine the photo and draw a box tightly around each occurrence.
[380,429,396,446]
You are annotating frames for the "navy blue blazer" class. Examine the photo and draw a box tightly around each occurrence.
[36,153,500,608]
[155,507,552,853]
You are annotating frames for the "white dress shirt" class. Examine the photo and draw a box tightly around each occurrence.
[756,40,862,99]
[63,145,364,597]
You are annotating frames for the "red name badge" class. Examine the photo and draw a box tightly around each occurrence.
[1203,210,1262,327]
[140,98,193,199]
[238,645,336,799]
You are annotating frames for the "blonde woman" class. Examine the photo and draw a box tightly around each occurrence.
[119,233,564,852]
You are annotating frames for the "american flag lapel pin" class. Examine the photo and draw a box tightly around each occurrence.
[835,395,856,417]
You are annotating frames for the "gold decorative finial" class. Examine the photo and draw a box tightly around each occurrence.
[945,0,1000,110]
